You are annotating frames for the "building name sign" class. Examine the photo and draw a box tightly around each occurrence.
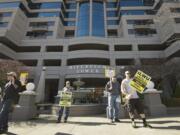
[68,65,107,74]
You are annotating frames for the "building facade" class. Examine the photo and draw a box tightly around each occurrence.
[0,0,180,103]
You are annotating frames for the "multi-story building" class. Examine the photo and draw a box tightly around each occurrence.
[0,0,179,103]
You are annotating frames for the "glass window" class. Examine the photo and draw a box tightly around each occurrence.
[127,20,135,24]
[107,2,117,8]
[46,31,53,36]
[107,20,118,25]
[76,2,90,37]
[65,21,75,26]
[0,2,20,8]
[128,29,157,36]
[47,22,55,26]
[121,10,145,15]
[127,19,154,25]
[66,12,76,18]
[66,3,76,9]
[107,11,117,17]
[0,22,8,27]
[170,8,180,13]
[37,12,60,17]
[30,2,61,9]
[40,2,61,9]
[174,18,180,23]
[92,2,105,37]
[29,21,55,27]
[120,0,143,7]
[0,12,12,17]
[128,29,135,35]
[26,31,53,39]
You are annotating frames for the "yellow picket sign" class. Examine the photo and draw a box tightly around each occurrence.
[20,72,29,86]
[130,70,151,93]
[59,91,72,107]
[20,72,29,78]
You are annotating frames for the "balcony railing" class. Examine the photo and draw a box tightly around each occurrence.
[31,26,48,32]
[133,24,152,29]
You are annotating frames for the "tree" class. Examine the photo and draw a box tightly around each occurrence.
[0,59,29,87]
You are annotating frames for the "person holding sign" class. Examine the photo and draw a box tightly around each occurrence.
[121,71,151,128]
[105,76,121,123]
[57,81,73,123]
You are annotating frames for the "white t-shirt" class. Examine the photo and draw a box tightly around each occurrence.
[122,78,139,99]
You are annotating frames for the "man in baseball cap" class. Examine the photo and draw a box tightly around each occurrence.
[6,72,17,78]
[0,71,22,134]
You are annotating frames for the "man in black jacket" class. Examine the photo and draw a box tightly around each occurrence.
[0,72,22,134]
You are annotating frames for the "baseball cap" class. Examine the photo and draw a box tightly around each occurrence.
[7,72,17,78]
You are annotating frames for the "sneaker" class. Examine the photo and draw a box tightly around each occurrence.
[110,119,114,123]
[131,121,137,128]
[115,119,120,122]
[56,120,61,123]
[64,120,67,123]
[143,122,152,128]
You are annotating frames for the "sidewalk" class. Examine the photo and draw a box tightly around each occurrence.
[7,115,180,135]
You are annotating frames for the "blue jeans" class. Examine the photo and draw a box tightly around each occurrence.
[58,106,70,121]
[108,95,120,119]
[0,99,13,130]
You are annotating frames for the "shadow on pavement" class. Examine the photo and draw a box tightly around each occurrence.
[67,121,116,126]
[11,117,57,127]
[6,132,18,135]
[55,133,73,135]
[149,120,180,124]
[151,126,180,130]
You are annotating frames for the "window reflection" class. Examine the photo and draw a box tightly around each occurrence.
[30,2,61,9]
[76,2,90,37]
[92,2,105,37]
[0,2,20,8]
[120,0,144,7]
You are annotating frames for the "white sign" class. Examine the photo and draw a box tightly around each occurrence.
[68,65,106,74]
[105,69,116,78]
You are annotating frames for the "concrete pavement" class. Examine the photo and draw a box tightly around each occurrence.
[6,115,180,135]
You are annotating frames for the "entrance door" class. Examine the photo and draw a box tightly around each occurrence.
[45,79,59,103]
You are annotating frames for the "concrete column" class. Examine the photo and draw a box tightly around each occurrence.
[36,67,46,103]
[103,1,108,37]
[109,43,116,67]
[58,75,65,90]
[132,44,141,66]
[122,19,129,37]
[75,2,79,37]
[89,0,92,36]
[61,57,67,66]
[61,43,68,66]
[37,45,46,67]
[34,45,46,88]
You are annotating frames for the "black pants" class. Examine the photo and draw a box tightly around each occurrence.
[127,98,144,117]
[0,99,13,130]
